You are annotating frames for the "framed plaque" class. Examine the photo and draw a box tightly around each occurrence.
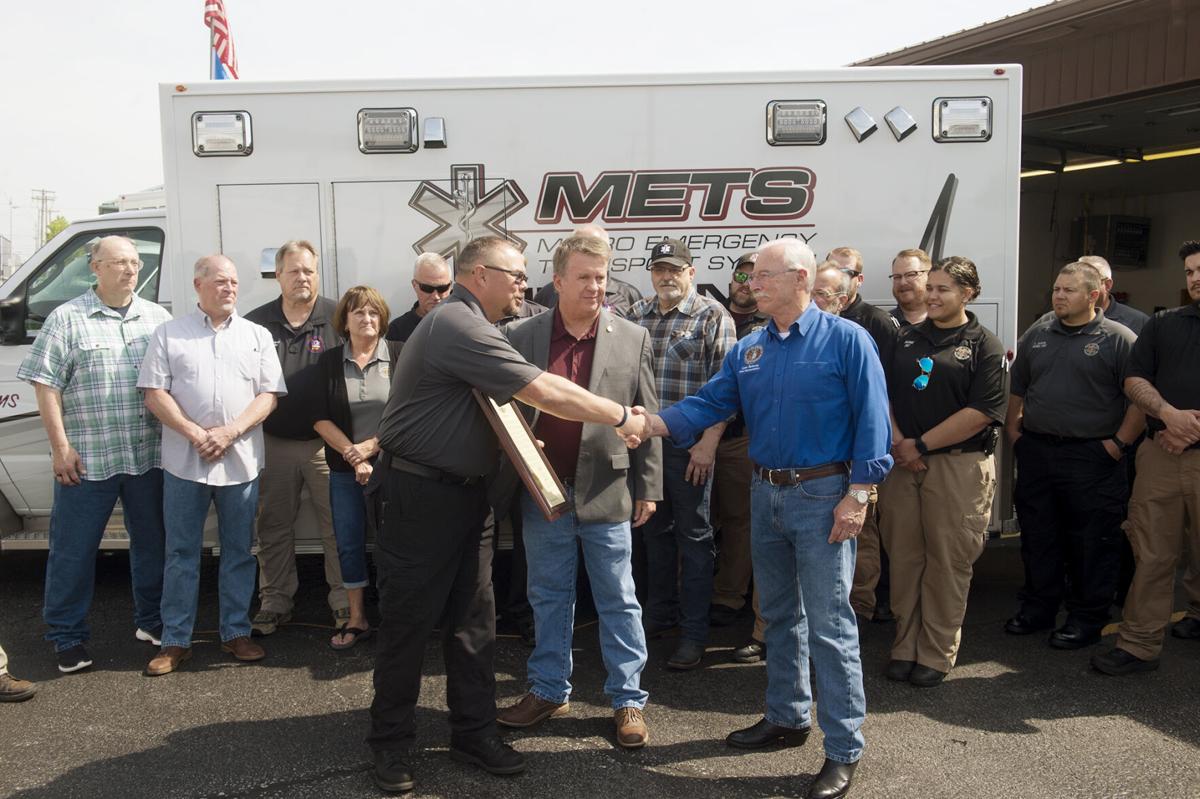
[472,389,570,521]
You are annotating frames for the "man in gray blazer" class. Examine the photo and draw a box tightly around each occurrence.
[496,234,663,749]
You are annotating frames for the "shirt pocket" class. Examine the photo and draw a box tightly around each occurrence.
[236,346,261,384]
[786,361,842,402]
[666,328,704,362]
[79,341,114,369]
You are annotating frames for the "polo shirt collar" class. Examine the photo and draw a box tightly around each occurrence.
[913,310,980,346]
[343,338,388,364]
[450,283,487,317]
[1050,308,1105,336]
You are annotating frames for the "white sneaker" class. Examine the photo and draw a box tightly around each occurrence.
[135,628,162,647]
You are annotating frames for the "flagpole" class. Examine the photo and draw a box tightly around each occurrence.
[209,23,216,79]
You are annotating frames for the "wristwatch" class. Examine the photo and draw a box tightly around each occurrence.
[1109,434,1130,456]
[915,436,929,456]
[847,488,871,505]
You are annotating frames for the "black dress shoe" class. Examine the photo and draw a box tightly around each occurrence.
[449,735,526,775]
[667,639,706,670]
[884,659,915,682]
[871,601,895,623]
[372,750,415,793]
[1049,623,1101,650]
[1004,613,1054,635]
[909,664,948,688]
[732,639,765,663]
[807,758,858,799]
[1091,647,1160,676]
[726,718,811,749]
[1171,616,1200,640]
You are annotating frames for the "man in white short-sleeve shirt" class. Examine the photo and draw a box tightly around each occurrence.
[137,254,287,677]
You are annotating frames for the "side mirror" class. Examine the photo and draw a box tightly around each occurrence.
[0,294,28,345]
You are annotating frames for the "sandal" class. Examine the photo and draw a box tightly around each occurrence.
[330,623,373,650]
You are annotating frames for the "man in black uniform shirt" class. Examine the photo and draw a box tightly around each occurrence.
[1092,240,1200,675]
[366,236,648,792]
[1004,262,1143,649]
[385,253,453,343]
[827,246,899,623]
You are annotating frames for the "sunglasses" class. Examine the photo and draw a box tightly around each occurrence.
[416,282,452,294]
[732,271,752,284]
[913,356,934,390]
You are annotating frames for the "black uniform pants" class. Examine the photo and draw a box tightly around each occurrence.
[1014,434,1129,629]
[367,470,495,752]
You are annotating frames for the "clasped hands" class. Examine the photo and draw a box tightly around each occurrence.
[615,406,656,448]
[190,423,239,462]
[1157,407,1200,456]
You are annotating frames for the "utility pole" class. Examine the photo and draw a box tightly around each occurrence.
[31,189,56,248]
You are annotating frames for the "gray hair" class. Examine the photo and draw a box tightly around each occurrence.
[757,239,817,288]
[194,254,234,280]
[1077,254,1112,281]
[817,262,852,296]
[274,240,318,272]
[412,252,449,280]
[574,223,609,242]
[1060,261,1103,296]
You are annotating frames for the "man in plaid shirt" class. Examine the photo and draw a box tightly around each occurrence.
[17,235,172,675]
[631,238,736,669]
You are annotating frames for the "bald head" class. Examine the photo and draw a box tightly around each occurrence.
[574,223,609,242]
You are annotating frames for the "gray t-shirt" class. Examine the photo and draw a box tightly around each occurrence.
[1011,309,1136,438]
[344,339,392,444]
[376,285,543,477]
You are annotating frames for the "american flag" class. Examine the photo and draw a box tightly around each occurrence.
[204,0,239,79]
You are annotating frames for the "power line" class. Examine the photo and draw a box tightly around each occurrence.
[31,188,56,248]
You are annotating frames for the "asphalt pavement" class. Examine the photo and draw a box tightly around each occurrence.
[1,544,1198,799]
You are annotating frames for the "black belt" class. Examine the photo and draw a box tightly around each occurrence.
[753,461,848,486]
[1023,430,1104,446]
[388,455,480,486]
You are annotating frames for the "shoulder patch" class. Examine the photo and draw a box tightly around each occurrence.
[744,345,764,365]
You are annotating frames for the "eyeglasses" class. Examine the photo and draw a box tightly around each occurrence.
[482,264,528,285]
[838,267,862,278]
[749,269,799,282]
[913,356,934,390]
[812,289,846,301]
[732,271,753,284]
[890,269,930,283]
[649,264,687,275]
[96,258,142,269]
[416,282,452,294]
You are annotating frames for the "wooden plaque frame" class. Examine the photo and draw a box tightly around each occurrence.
[472,389,570,521]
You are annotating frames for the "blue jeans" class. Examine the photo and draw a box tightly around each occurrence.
[329,470,369,589]
[161,473,259,648]
[521,490,648,709]
[641,442,714,643]
[44,469,166,652]
[751,472,865,764]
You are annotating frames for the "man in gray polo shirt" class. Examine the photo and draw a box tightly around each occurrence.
[1004,261,1144,649]
[138,255,287,676]
[1036,255,1149,335]
[366,235,647,793]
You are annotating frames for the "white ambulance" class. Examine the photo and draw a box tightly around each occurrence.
[0,66,1022,549]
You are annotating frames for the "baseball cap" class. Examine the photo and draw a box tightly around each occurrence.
[733,252,758,271]
[648,238,692,269]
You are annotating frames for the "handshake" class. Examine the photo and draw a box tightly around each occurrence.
[615,406,663,448]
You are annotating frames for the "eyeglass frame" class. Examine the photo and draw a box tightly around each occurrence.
[415,281,453,294]
[92,257,143,269]
[890,268,930,283]
[481,264,528,285]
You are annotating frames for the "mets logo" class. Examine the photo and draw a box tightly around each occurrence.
[1083,342,1100,357]
[409,164,529,261]
[744,345,764,365]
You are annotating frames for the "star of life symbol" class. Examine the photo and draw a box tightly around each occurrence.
[408,164,529,260]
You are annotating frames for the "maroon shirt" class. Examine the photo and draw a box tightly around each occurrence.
[534,309,599,481]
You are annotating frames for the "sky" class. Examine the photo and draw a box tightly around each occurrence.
[0,0,1050,261]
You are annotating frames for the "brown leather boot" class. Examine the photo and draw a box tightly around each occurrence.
[221,636,265,662]
[145,646,192,676]
[615,707,649,749]
[496,693,569,728]
[0,673,38,702]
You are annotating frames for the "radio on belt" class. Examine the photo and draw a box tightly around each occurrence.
[933,97,992,142]
[766,100,827,145]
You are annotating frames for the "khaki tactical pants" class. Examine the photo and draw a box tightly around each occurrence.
[1116,440,1200,660]
[879,451,995,672]
[255,434,347,615]
[850,494,881,618]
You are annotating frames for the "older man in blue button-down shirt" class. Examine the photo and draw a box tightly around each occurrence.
[626,239,892,799]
